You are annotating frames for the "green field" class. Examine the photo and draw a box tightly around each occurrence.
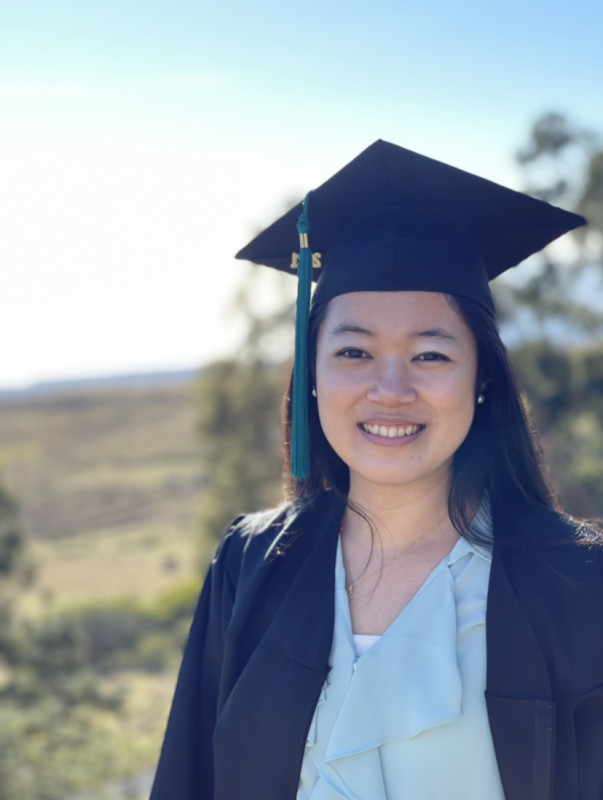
[0,377,214,799]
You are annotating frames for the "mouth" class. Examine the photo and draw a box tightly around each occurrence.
[360,422,424,439]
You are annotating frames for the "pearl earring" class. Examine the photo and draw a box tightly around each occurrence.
[311,387,317,397]
[477,393,485,405]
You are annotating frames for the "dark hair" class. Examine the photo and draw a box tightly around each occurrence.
[283,293,564,544]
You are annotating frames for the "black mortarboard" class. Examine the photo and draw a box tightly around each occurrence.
[235,139,586,478]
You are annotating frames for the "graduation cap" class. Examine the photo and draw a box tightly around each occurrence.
[235,139,586,479]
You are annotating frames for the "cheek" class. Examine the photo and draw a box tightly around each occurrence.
[315,373,359,453]
[315,398,339,459]
[441,375,478,430]
[316,368,364,421]
[316,382,345,432]
[315,350,351,400]
[423,369,476,421]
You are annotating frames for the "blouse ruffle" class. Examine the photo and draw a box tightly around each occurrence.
[298,527,505,799]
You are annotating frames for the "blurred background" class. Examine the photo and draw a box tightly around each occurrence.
[1,1,602,797]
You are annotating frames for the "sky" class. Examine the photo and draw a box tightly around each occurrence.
[1,0,602,388]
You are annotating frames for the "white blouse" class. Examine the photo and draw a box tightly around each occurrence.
[297,515,505,799]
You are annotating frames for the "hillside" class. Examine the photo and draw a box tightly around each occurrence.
[0,374,213,798]
[0,376,206,607]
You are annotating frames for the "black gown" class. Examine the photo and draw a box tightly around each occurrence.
[151,490,603,800]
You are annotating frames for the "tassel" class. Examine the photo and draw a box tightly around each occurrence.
[291,192,313,479]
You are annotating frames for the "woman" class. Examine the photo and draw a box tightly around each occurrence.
[151,141,603,800]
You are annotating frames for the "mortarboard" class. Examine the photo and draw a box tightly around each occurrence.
[235,139,586,479]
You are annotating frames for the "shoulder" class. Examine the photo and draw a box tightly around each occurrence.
[494,499,603,548]
[494,506,603,588]
[211,490,342,586]
[209,504,292,587]
[535,509,603,562]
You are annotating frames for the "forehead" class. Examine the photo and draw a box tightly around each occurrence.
[321,290,472,335]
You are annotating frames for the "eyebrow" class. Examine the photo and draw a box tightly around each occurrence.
[330,323,375,336]
[328,323,459,342]
[410,327,458,342]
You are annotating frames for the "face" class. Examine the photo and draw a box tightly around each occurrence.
[314,291,479,497]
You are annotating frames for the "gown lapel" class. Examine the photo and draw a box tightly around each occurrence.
[213,492,343,800]
[486,546,556,800]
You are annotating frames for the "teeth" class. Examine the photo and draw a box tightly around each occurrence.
[363,423,421,438]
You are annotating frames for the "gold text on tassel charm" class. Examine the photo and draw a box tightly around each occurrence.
[290,252,322,270]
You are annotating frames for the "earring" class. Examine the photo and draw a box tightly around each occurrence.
[311,387,317,397]
[477,393,485,405]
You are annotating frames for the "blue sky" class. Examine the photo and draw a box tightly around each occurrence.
[1,0,602,387]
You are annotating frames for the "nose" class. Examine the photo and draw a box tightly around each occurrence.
[366,359,417,404]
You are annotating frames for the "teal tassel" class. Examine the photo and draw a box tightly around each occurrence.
[291,192,313,479]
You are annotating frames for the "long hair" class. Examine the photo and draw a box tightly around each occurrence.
[283,293,565,543]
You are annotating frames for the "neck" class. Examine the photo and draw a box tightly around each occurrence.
[343,473,457,553]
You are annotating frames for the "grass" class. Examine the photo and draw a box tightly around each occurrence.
[0,379,210,614]
[0,381,205,543]
[0,378,214,797]
[19,522,200,615]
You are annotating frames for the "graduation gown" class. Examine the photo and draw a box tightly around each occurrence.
[150,490,603,800]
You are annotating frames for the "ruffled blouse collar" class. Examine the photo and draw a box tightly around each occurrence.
[304,533,493,799]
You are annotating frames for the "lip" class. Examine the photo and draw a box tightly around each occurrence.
[358,421,425,445]
[361,417,423,426]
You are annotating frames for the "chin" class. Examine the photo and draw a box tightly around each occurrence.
[346,453,454,493]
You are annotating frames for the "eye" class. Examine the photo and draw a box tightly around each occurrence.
[415,351,450,362]
[336,347,370,359]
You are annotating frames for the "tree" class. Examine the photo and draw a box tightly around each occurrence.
[196,219,297,550]
[0,485,30,662]
[0,486,26,578]
[494,112,603,341]
[499,111,603,521]
[196,358,289,547]
[512,343,603,519]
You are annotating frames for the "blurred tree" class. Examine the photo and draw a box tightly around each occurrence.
[515,111,596,205]
[196,211,297,548]
[495,111,603,340]
[0,485,30,663]
[196,358,290,547]
[498,111,603,521]
[512,343,603,519]
[0,485,26,578]
[230,259,296,364]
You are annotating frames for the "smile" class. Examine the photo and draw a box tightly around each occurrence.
[361,422,423,438]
